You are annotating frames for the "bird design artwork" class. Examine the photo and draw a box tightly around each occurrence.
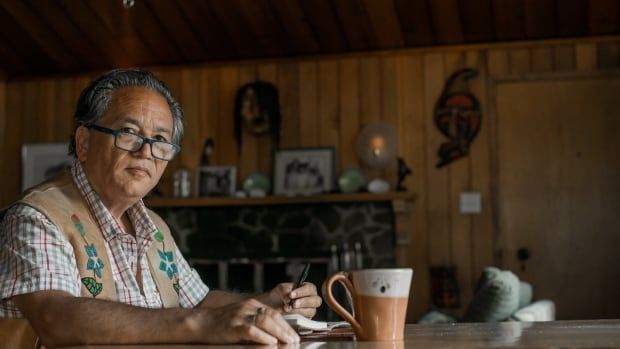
[434,68,482,168]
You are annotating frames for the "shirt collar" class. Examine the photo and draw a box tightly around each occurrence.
[71,160,157,244]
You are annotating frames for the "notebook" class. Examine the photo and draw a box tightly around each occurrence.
[283,314,351,332]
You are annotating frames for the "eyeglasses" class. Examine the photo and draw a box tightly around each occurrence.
[85,124,180,161]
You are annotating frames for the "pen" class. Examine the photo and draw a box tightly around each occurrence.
[290,263,311,308]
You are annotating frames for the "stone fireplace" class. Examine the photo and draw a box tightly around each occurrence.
[150,193,414,320]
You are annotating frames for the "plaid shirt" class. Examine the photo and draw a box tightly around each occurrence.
[0,161,209,318]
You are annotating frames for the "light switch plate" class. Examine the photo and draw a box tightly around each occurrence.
[460,192,481,214]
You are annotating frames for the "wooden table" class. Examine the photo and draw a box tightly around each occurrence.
[66,319,620,349]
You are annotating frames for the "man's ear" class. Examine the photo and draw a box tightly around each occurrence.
[75,126,90,161]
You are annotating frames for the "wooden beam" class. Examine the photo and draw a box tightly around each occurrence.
[84,0,154,65]
[127,0,185,63]
[394,0,435,46]
[176,0,238,59]
[0,6,60,76]
[268,0,320,55]
[332,0,376,51]
[298,0,349,52]
[238,0,289,57]
[458,0,495,43]
[207,0,263,58]
[26,0,107,69]
[523,0,556,38]
[58,0,132,67]
[588,0,619,34]
[556,0,588,37]
[429,0,465,44]
[492,0,526,40]
[145,0,209,61]
[0,1,82,72]
[362,0,405,48]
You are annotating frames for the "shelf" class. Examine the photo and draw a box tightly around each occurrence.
[145,191,416,208]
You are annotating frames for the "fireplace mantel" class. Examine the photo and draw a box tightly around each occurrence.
[145,191,415,208]
[147,191,416,248]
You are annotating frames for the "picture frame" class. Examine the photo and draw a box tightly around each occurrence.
[273,147,335,196]
[197,166,236,197]
[21,143,73,191]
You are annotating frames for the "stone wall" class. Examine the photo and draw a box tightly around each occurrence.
[155,202,396,267]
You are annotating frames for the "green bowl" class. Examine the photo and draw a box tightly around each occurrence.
[242,172,270,193]
[338,167,367,193]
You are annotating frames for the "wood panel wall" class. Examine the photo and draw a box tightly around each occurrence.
[1,36,619,320]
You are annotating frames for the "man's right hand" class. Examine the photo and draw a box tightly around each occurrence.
[193,298,300,345]
[14,291,299,347]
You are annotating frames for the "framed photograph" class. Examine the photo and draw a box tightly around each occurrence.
[197,166,236,197]
[22,143,73,191]
[273,147,335,196]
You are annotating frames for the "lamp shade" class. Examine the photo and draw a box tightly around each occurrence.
[356,122,398,169]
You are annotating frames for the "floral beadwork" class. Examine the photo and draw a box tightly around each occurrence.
[72,214,105,298]
[71,214,86,237]
[154,229,165,243]
[81,276,103,297]
[85,244,105,278]
[158,249,178,279]
[154,228,180,294]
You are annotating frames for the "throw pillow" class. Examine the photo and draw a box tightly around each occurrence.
[462,267,520,322]
[518,281,533,309]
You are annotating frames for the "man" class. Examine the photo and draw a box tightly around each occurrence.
[0,69,321,348]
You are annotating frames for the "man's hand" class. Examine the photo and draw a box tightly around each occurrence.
[260,282,323,318]
[196,298,299,345]
[13,291,299,347]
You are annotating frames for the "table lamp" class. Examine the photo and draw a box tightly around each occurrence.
[355,122,398,192]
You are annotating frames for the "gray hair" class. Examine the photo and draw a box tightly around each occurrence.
[68,68,184,156]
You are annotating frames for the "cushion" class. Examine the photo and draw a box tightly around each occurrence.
[417,309,457,324]
[511,300,555,321]
[461,267,520,322]
[518,281,533,308]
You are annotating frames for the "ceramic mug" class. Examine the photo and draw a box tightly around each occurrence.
[323,268,413,341]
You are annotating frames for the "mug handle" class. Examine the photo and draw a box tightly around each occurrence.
[322,273,362,335]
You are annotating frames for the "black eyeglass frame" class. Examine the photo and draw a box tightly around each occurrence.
[85,124,181,161]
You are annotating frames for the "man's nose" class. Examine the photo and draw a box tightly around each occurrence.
[134,141,153,159]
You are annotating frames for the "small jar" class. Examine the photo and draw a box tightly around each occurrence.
[173,168,192,198]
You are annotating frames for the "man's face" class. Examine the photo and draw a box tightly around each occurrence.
[76,87,174,204]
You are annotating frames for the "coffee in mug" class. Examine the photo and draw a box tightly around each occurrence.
[323,268,413,341]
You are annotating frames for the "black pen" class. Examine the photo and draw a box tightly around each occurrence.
[290,263,311,308]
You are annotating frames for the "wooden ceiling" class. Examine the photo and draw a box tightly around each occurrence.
[0,0,619,79]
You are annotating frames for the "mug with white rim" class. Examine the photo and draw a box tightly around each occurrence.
[323,268,413,341]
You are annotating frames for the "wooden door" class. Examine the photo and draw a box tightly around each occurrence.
[494,74,620,319]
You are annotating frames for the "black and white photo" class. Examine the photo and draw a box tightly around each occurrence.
[21,143,72,191]
[198,166,236,197]
[273,147,335,196]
